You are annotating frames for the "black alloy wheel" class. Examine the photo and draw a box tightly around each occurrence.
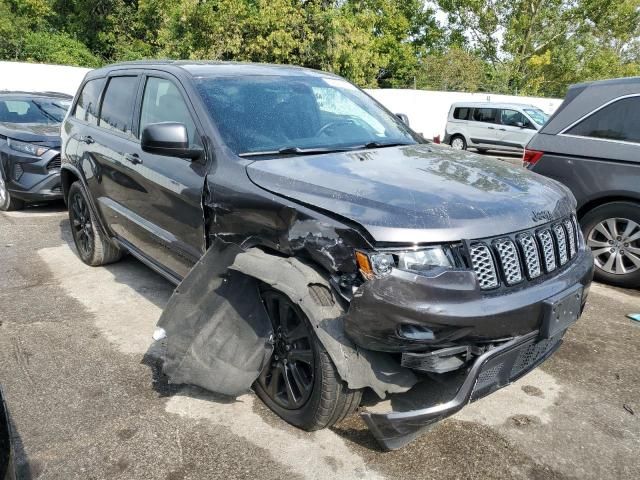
[258,290,315,410]
[69,188,95,260]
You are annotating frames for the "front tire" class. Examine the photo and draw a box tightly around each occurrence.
[254,289,362,430]
[581,201,640,288]
[68,182,122,266]
[0,172,25,211]
[450,135,467,150]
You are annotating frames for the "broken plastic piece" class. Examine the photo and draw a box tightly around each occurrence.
[155,240,417,400]
[152,327,167,341]
[627,313,640,323]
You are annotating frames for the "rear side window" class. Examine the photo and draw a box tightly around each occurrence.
[74,78,105,125]
[472,108,497,123]
[566,96,640,144]
[453,107,470,120]
[98,76,139,135]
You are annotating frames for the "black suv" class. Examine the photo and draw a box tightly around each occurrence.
[0,92,71,211]
[525,77,640,288]
[61,61,593,449]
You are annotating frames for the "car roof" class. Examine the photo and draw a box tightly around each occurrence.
[86,60,342,80]
[0,90,72,99]
[539,76,640,135]
[450,102,538,109]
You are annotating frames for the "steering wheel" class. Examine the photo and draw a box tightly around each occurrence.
[316,119,356,137]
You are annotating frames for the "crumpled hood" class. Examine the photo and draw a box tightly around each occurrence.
[0,122,61,147]
[246,144,576,243]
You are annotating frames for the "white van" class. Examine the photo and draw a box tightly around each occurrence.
[444,102,549,153]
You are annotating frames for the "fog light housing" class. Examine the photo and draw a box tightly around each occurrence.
[13,163,23,181]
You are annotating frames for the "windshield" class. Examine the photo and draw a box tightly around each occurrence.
[0,97,71,125]
[195,75,418,155]
[524,108,549,126]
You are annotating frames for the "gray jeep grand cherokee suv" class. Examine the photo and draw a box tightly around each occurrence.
[61,61,593,449]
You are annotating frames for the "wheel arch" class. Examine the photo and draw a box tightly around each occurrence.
[577,195,640,220]
[60,167,80,205]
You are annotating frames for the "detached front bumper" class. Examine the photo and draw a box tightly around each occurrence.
[0,148,62,202]
[362,329,563,449]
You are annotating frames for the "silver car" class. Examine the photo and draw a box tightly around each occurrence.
[444,102,549,153]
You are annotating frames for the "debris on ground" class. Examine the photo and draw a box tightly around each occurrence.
[627,313,640,323]
[623,404,635,415]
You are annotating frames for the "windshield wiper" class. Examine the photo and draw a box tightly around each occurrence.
[239,146,354,157]
[362,141,414,149]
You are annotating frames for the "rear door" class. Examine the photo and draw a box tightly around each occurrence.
[81,74,144,242]
[498,109,536,149]
[468,108,499,147]
[120,72,207,278]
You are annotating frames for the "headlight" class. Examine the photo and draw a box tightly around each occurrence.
[7,138,49,157]
[356,246,453,278]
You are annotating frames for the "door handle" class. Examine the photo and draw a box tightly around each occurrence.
[124,153,142,165]
[488,126,495,130]
[499,128,506,131]
[79,135,94,144]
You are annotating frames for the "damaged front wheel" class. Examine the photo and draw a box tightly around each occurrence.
[255,289,362,430]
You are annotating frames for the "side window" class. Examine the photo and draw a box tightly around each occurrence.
[472,108,498,123]
[139,77,198,146]
[98,76,139,135]
[74,78,105,125]
[566,96,640,144]
[501,109,528,127]
[453,107,470,120]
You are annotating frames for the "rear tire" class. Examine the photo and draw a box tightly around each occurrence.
[581,201,640,288]
[68,182,122,266]
[450,135,467,150]
[0,173,25,211]
[254,289,362,430]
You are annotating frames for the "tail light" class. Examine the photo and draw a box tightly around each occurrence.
[433,135,441,144]
[523,148,544,167]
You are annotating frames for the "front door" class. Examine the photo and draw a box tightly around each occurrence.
[498,109,537,149]
[121,74,207,278]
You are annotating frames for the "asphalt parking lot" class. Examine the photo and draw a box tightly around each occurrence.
[1,203,639,480]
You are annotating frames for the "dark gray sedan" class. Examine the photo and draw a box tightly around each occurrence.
[525,77,640,288]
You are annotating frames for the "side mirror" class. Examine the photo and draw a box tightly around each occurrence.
[395,113,410,126]
[141,122,202,159]
[515,121,525,128]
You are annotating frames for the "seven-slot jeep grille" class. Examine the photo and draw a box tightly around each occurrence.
[469,216,579,290]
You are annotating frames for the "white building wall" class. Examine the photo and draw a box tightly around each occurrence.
[0,61,90,96]
[365,88,563,140]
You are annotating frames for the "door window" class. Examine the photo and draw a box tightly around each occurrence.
[472,108,498,123]
[139,77,197,146]
[566,96,640,144]
[74,78,105,125]
[500,109,531,128]
[98,76,139,135]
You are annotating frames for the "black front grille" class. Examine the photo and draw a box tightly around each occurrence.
[46,156,61,171]
[469,215,580,290]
